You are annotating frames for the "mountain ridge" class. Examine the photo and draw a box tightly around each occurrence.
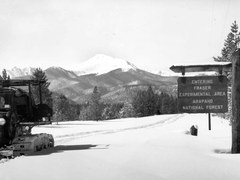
[3,54,178,103]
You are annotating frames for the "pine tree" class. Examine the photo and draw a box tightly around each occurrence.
[67,103,80,120]
[168,95,177,114]
[132,86,157,117]
[132,90,147,117]
[213,21,240,62]
[155,94,162,114]
[31,68,52,107]
[102,103,124,120]
[213,21,240,121]
[158,92,177,114]
[53,94,69,124]
[118,102,135,118]
[0,69,10,80]
[89,86,102,121]
[160,92,168,114]
[101,105,112,120]
[79,106,91,120]
[146,86,156,116]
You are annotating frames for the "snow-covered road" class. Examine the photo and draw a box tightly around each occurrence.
[0,114,239,180]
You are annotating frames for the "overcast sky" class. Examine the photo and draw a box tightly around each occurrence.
[0,0,239,73]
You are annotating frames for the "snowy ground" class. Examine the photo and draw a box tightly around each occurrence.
[0,114,239,180]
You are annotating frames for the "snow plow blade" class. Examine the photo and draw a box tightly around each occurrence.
[12,133,54,156]
[0,146,14,158]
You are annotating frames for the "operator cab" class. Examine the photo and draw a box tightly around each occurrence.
[0,87,33,122]
[0,88,13,110]
[13,88,33,122]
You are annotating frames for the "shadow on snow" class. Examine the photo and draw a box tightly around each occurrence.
[214,149,231,154]
[26,144,109,156]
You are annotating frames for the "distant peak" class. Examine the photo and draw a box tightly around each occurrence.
[6,67,36,78]
[75,54,138,76]
[46,66,78,78]
[47,66,65,70]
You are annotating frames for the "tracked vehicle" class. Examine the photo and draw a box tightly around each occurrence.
[0,79,54,157]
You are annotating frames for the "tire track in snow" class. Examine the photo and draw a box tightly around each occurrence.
[55,114,184,144]
[102,114,184,134]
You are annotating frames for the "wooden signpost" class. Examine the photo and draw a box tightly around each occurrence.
[170,54,240,153]
[170,49,240,154]
[170,64,230,138]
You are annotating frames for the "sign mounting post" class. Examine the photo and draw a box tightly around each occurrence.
[208,113,211,130]
[231,49,240,153]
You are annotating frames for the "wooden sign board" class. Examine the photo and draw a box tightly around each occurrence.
[178,76,228,113]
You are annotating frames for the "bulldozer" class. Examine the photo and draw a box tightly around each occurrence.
[0,79,54,157]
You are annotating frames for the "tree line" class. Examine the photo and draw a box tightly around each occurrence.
[78,86,177,121]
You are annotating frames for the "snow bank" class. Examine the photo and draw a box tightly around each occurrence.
[0,114,238,180]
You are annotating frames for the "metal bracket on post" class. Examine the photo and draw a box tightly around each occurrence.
[219,67,223,75]
[180,66,186,83]
[181,66,185,76]
[218,67,224,82]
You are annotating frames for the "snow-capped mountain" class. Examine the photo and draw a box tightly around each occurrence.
[6,67,36,78]
[5,54,139,78]
[3,54,178,103]
[74,54,138,76]
[45,66,78,79]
